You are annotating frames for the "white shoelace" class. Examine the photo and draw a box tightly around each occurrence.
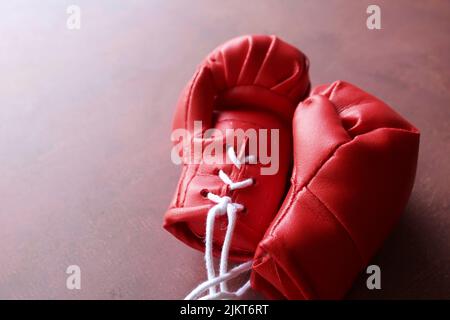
[185,146,255,300]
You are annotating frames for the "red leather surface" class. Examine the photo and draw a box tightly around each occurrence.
[164,35,309,261]
[251,81,419,299]
[0,1,449,299]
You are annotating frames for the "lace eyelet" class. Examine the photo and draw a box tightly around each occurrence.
[200,189,209,198]
[225,186,232,196]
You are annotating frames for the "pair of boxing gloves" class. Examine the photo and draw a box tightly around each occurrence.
[163,35,420,299]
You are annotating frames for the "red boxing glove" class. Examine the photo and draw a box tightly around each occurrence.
[164,35,310,262]
[251,81,420,299]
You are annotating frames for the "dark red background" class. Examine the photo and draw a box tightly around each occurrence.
[0,0,449,299]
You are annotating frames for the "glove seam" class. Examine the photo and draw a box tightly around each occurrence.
[257,230,318,299]
[253,35,278,84]
[270,126,417,237]
[305,186,365,264]
[269,141,347,236]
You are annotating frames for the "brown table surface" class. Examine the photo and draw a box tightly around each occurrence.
[0,0,449,299]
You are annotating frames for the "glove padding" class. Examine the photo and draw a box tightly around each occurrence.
[164,35,310,261]
[251,81,420,299]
